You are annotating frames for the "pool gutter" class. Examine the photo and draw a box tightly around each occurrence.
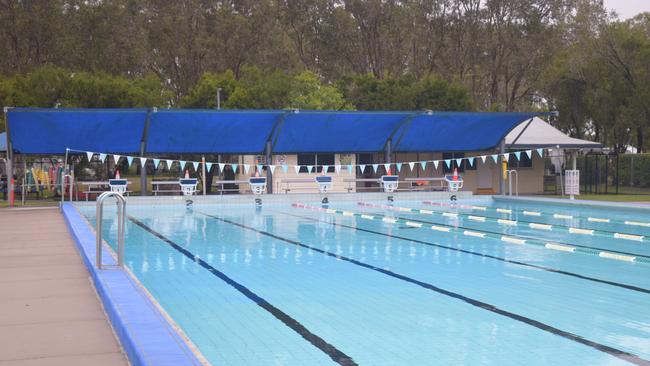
[494,195,650,213]
[61,203,205,366]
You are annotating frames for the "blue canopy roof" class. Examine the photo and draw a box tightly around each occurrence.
[7,108,148,154]
[6,108,547,155]
[393,112,539,152]
[272,111,413,153]
[146,110,284,154]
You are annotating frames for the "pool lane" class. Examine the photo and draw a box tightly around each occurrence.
[111,207,644,366]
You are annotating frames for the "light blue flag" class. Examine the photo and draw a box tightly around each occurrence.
[514,151,521,161]
[307,165,313,174]
[256,164,263,173]
[491,154,499,163]
[347,165,353,174]
[396,163,402,172]
[372,164,379,173]
[231,163,238,173]
[153,159,160,168]
[179,160,187,170]
[192,161,199,172]
[99,153,107,163]
[444,159,451,169]
[467,157,475,167]
[420,161,427,170]
[408,162,415,171]
[322,165,329,173]
[206,162,213,172]
[525,150,532,159]
[282,164,289,173]
[536,148,544,157]
[126,156,134,166]
[243,164,251,174]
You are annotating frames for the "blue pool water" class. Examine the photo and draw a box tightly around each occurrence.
[78,198,650,365]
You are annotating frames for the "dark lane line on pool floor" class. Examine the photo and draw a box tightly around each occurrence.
[356,206,650,260]
[197,211,650,366]
[275,210,650,295]
[127,216,357,366]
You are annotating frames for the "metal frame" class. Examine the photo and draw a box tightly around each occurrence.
[95,191,126,269]
[506,169,518,196]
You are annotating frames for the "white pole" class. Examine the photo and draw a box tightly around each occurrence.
[202,155,206,196]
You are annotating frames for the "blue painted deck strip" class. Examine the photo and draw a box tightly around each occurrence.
[61,203,203,366]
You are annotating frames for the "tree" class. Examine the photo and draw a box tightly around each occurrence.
[287,71,352,110]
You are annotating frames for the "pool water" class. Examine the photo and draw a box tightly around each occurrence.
[78,198,650,365]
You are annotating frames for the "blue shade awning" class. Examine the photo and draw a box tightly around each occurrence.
[7,108,148,154]
[393,112,541,152]
[272,112,414,153]
[146,110,284,154]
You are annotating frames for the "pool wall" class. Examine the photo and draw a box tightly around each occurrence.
[61,203,204,366]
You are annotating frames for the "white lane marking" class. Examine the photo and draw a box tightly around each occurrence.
[545,243,576,252]
[443,212,458,218]
[614,233,644,242]
[399,207,412,212]
[553,214,573,219]
[360,214,375,220]
[523,211,542,216]
[463,230,486,238]
[588,217,610,223]
[496,208,512,214]
[419,209,434,215]
[529,223,552,230]
[471,206,487,211]
[431,225,451,232]
[325,209,337,214]
[569,227,594,235]
[501,236,526,245]
[468,215,486,222]
[599,252,636,262]
[342,211,354,217]
[405,221,423,228]
[497,219,517,226]
[625,221,650,227]
[382,217,398,224]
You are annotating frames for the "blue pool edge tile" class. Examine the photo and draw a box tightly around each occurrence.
[61,203,204,366]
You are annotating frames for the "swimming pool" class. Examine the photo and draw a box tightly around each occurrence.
[76,196,650,365]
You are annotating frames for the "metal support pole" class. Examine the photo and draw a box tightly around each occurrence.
[616,153,620,194]
[139,109,153,196]
[265,141,273,194]
[202,155,206,196]
[499,139,506,195]
[570,151,577,200]
[385,139,392,165]
[4,107,14,207]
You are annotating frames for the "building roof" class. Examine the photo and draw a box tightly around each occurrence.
[505,117,602,149]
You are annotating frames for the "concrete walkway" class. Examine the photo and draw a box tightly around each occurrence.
[0,208,127,366]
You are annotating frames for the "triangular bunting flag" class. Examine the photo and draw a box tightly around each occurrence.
[502,154,510,162]
[455,158,463,167]
[206,162,213,172]
[153,159,161,168]
[408,162,415,171]
[383,163,391,173]
[444,159,451,169]
[256,164,263,173]
[218,163,225,173]
[307,165,313,174]
[322,165,329,173]
[99,153,107,163]
[269,165,276,174]
[491,154,499,163]
[480,155,487,164]
[433,160,439,169]
[347,165,353,174]
[420,161,427,170]
[126,156,134,166]
[536,148,544,157]
[514,151,521,161]
[359,164,366,173]
[525,150,532,159]
[166,160,174,169]
[113,154,121,164]
[192,161,199,172]
[179,160,187,169]
[372,164,379,173]
[231,164,238,173]
[140,157,148,166]
[396,163,402,172]
[243,164,251,174]
[86,152,94,162]
[281,164,288,173]
[467,157,475,167]
[294,165,301,174]
[335,165,342,174]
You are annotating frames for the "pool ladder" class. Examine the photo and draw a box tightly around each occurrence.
[95,191,126,269]
[506,170,518,196]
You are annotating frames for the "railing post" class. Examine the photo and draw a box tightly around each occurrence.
[95,191,126,269]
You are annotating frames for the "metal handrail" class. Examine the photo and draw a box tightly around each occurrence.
[96,191,126,269]
[59,173,74,208]
[506,170,519,196]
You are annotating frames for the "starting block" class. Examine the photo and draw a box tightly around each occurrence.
[249,177,267,195]
[316,176,333,194]
[381,175,399,193]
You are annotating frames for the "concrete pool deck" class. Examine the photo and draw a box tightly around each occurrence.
[0,207,127,366]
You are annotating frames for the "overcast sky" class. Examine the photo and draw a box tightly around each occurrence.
[603,0,650,19]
